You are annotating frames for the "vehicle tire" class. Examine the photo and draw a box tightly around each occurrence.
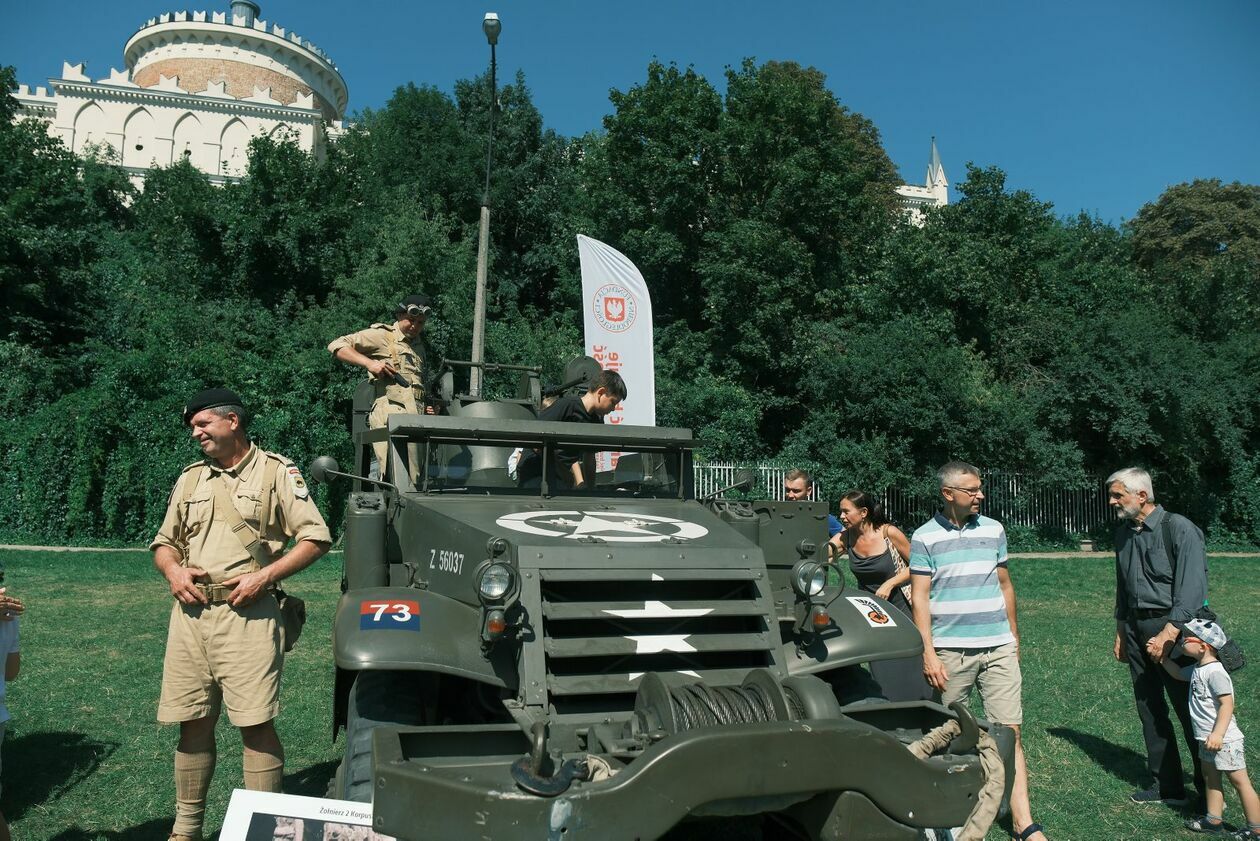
[826,664,888,707]
[337,670,428,802]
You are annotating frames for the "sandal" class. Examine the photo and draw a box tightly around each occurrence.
[1184,816,1230,835]
[1014,823,1048,841]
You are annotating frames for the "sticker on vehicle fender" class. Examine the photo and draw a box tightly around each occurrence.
[359,600,420,631]
[845,595,897,627]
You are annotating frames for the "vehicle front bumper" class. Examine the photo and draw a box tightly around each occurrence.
[371,715,994,840]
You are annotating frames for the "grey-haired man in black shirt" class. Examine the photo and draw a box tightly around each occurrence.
[1109,466,1208,809]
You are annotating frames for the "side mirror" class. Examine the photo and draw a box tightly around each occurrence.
[733,468,757,492]
[308,456,341,484]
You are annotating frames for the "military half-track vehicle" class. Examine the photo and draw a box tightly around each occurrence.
[312,363,1014,840]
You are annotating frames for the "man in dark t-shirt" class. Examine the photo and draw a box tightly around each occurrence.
[518,370,627,489]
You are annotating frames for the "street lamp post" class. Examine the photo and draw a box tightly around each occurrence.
[469,11,500,398]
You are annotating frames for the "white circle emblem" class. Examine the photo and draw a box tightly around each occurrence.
[591,283,638,333]
[495,511,708,543]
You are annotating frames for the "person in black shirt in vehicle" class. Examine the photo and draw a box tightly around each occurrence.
[518,369,627,490]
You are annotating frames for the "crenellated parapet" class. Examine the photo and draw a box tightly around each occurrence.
[122,6,348,121]
[13,83,58,120]
[136,10,338,70]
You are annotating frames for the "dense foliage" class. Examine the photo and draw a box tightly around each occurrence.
[1,62,1256,545]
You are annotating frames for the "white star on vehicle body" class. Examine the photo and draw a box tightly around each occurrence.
[494,511,709,542]
[603,601,713,619]
[625,634,696,655]
[569,515,667,537]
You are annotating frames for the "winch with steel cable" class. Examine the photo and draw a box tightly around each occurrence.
[631,669,840,738]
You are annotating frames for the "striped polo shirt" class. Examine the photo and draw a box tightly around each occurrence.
[909,512,1014,649]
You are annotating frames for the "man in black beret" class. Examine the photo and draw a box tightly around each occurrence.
[328,294,434,479]
[151,388,331,841]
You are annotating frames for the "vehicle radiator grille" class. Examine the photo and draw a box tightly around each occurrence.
[535,568,780,716]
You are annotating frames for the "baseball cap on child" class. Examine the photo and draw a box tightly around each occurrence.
[1183,617,1228,650]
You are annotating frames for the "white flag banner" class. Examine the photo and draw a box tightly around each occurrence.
[578,234,655,472]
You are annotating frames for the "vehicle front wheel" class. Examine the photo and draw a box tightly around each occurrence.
[335,670,429,802]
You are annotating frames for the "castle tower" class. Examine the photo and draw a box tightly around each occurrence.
[124,3,348,123]
[11,3,349,184]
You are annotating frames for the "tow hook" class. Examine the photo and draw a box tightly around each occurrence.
[946,700,981,753]
[510,721,590,796]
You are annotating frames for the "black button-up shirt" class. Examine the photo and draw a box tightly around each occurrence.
[1113,505,1207,622]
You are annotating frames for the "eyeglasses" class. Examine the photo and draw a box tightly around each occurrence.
[945,485,984,497]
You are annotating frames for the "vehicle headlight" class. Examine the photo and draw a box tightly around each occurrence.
[477,563,515,601]
[792,561,828,597]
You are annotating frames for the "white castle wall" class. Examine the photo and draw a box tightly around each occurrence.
[10,6,345,186]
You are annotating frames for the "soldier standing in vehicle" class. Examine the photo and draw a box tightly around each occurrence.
[328,295,433,478]
[151,388,331,841]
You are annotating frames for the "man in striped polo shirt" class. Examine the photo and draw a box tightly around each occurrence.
[910,461,1046,841]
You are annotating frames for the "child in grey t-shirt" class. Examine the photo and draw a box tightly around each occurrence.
[1164,618,1260,837]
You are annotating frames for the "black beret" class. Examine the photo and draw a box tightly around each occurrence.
[398,294,433,311]
[183,388,245,425]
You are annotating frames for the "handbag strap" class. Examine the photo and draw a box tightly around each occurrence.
[882,525,901,563]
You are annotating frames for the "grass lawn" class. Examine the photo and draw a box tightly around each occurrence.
[1,549,1256,840]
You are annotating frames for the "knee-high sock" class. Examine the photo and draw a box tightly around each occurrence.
[243,744,284,792]
[173,748,216,839]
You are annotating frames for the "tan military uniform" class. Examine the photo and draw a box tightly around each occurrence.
[328,323,426,473]
[150,446,330,726]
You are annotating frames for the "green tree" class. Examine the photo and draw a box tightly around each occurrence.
[588,61,723,330]
[1129,179,1260,340]
[0,66,132,344]
[1130,179,1260,272]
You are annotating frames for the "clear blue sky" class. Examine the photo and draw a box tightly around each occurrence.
[5,0,1258,223]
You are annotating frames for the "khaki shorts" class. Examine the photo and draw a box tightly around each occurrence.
[1200,738,1247,772]
[938,642,1024,726]
[158,598,283,727]
[369,398,420,482]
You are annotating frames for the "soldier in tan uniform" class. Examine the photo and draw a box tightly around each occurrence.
[327,294,433,479]
[151,388,331,841]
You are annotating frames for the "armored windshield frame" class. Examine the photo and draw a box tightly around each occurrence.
[359,414,697,499]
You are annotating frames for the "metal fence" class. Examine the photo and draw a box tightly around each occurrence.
[693,462,821,501]
[695,463,1110,535]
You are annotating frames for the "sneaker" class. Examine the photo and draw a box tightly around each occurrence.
[1185,816,1230,835]
[1130,786,1188,805]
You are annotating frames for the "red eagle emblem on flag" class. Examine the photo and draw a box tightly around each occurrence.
[603,297,626,322]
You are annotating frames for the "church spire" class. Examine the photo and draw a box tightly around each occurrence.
[925,136,947,188]
[925,136,948,206]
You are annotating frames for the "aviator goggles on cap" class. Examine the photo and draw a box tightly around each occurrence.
[401,303,431,318]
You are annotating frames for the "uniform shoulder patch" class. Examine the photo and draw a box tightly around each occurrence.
[261,451,309,498]
[287,465,310,499]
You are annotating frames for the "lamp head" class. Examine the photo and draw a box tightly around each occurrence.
[483,12,501,45]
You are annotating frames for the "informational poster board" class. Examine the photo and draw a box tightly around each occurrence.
[220,790,397,841]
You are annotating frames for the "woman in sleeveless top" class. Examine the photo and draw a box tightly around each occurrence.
[838,491,935,702]
[839,494,912,611]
